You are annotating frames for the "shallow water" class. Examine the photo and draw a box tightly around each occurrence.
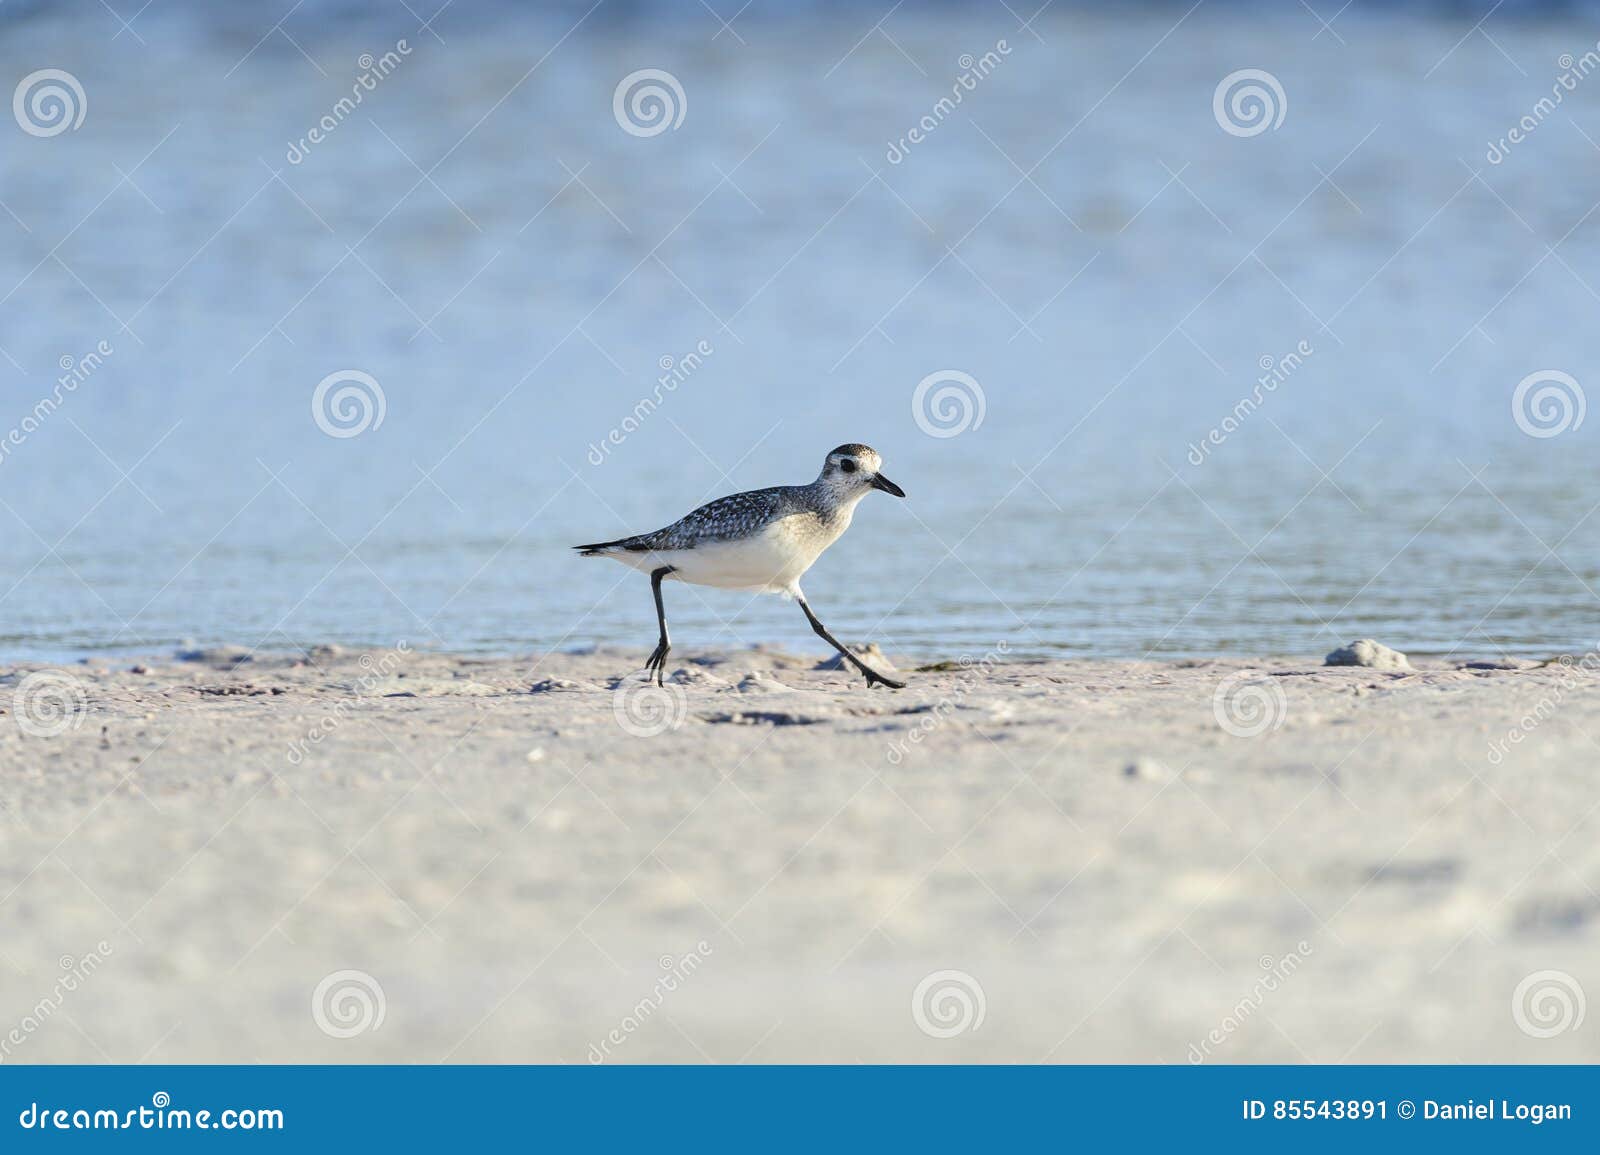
[2,2,1599,661]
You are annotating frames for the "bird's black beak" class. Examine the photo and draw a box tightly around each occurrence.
[870,473,906,498]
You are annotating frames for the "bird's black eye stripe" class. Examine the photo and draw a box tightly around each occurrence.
[840,459,858,474]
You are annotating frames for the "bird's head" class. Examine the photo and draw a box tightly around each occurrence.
[817,443,905,500]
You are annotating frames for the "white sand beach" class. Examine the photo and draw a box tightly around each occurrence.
[2,645,1597,1063]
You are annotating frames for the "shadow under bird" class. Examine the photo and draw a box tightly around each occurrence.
[574,444,908,689]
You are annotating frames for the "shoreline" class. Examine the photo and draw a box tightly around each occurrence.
[1,639,1590,671]
[2,647,1597,1062]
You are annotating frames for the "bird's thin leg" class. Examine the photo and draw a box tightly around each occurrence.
[796,594,905,690]
[644,566,674,686]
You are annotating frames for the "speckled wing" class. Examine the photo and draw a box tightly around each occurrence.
[577,487,804,554]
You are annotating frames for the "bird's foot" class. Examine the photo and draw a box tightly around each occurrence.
[861,667,906,690]
[644,642,670,687]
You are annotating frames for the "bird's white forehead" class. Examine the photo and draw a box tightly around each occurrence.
[828,448,881,467]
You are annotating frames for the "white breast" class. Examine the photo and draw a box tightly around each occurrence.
[612,511,851,593]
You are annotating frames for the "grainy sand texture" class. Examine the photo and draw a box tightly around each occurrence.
[2,645,1597,1063]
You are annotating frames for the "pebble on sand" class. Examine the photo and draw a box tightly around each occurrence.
[1325,639,1411,670]
[174,645,253,668]
[1123,757,1173,781]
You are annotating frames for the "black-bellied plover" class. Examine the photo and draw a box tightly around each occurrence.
[575,444,908,689]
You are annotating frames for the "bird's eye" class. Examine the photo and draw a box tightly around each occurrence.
[840,459,858,474]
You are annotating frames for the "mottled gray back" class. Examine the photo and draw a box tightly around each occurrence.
[616,485,823,551]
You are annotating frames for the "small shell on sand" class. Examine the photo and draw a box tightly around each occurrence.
[529,677,600,693]
[668,668,727,687]
[1325,639,1411,670]
[814,643,897,672]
